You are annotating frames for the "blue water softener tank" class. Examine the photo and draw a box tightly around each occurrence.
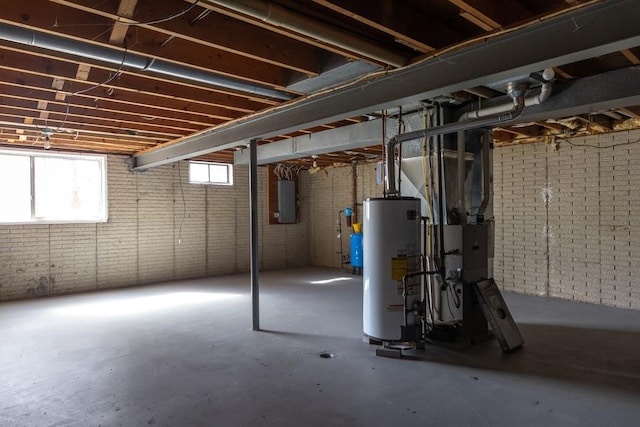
[350,232,363,268]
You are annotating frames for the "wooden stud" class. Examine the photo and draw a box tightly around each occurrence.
[621,49,640,65]
[459,11,497,31]
[76,64,91,81]
[51,77,65,90]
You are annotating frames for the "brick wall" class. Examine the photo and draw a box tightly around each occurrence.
[303,131,640,310]
[304,163,384,268]
[0,155,308,301]
[494,130,640,309]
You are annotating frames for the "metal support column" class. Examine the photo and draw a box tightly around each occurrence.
[249,139,260,331]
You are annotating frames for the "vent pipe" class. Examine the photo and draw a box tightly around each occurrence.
[385,82,530,197]
[455,69,554,219]
[458,69,555,121]
[0,21,294,101]
[206,0,409,68]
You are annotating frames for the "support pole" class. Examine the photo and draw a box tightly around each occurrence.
[249,138,260,331]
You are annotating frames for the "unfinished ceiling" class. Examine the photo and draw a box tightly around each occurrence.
[1,0,640,168]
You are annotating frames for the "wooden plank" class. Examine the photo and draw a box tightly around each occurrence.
[314,0,466,52]
[75,64,91,81]
[459,11,496,31]
[0,83,222,129]
[194,0,387,64]
[0,112,176,140]
[446,0,531,28]
[0,70,241,122]
[621,49,640,65]
[51,0,322,75]
[109,22,131,45]
[0,43,280,108]
[109,0,139,44]
[0,126,158,147]
[0,99,202,136]
[553,66,574,79]
[0,0,291,90]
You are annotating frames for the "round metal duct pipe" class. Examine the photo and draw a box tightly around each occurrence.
[0,21,294,101]
[206,0,409,68]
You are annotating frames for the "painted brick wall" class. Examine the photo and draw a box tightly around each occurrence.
[494,130,640,310]
[304,163,384,269]
[0,155,308,301]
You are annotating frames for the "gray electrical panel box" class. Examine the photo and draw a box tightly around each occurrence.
[278,180,296,224]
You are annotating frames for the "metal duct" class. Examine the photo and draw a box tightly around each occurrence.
[0,21,293,101]
[385,82,529,197]
[205,0,409,68]
[455,69,554,218]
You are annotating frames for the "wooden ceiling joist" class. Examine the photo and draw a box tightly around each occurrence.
[0,46,272,113]
[0,0,295,92]
[51,0,322,76]
[446,0,531,29]
[313,0,439,53]
[109,0,139,45]
[621,49,640,65]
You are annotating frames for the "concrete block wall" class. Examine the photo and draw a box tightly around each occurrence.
[0,155,308,301]
[494,130,640,309]
[304,163,384,268]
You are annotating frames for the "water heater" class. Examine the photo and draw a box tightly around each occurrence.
[363,198,421,341]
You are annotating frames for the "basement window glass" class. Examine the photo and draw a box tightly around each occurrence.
[189,161,233,186]
[0,150,107,224]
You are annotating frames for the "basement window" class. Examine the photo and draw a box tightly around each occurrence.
[189,161,233,186]
[0,150,107,224]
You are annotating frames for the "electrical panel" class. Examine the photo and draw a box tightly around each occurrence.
[278,180,296,224]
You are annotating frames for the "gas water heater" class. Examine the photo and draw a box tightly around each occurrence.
[363,198,421,341]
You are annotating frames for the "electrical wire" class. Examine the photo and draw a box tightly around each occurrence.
[129,1,200,26]
[34,1,200,141]
[274,163,303,180]
[50,1,201,28]
[34,39,129,140]
[558,135,640,149]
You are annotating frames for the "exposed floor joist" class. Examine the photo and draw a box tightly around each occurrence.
[132,0,640,170]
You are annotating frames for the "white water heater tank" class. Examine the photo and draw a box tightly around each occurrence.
[363,198,421,341]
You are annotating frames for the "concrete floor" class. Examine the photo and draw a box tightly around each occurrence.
[1,267,639,427]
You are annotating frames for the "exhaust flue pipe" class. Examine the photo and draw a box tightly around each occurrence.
[385,82,529,197]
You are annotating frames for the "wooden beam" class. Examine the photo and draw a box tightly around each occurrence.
[0,0,292,90]
[51,0,322,76]
[535,121,567,132]
[314,0,466,52]
[0,44,275,112]
[0,97,205,135]
[109,0,139,45]
[459,10,497,31]
[0,81,225,128]
[617,107,640,119]
[621,49,640,65]
[446,0,531,29]
[553,66,574,79]
[0,110,178,140]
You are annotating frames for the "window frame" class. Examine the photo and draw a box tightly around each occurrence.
[188,161,234,186]
[0,149,108,225]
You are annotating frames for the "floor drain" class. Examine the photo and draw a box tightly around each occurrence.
[319,352,335,359]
